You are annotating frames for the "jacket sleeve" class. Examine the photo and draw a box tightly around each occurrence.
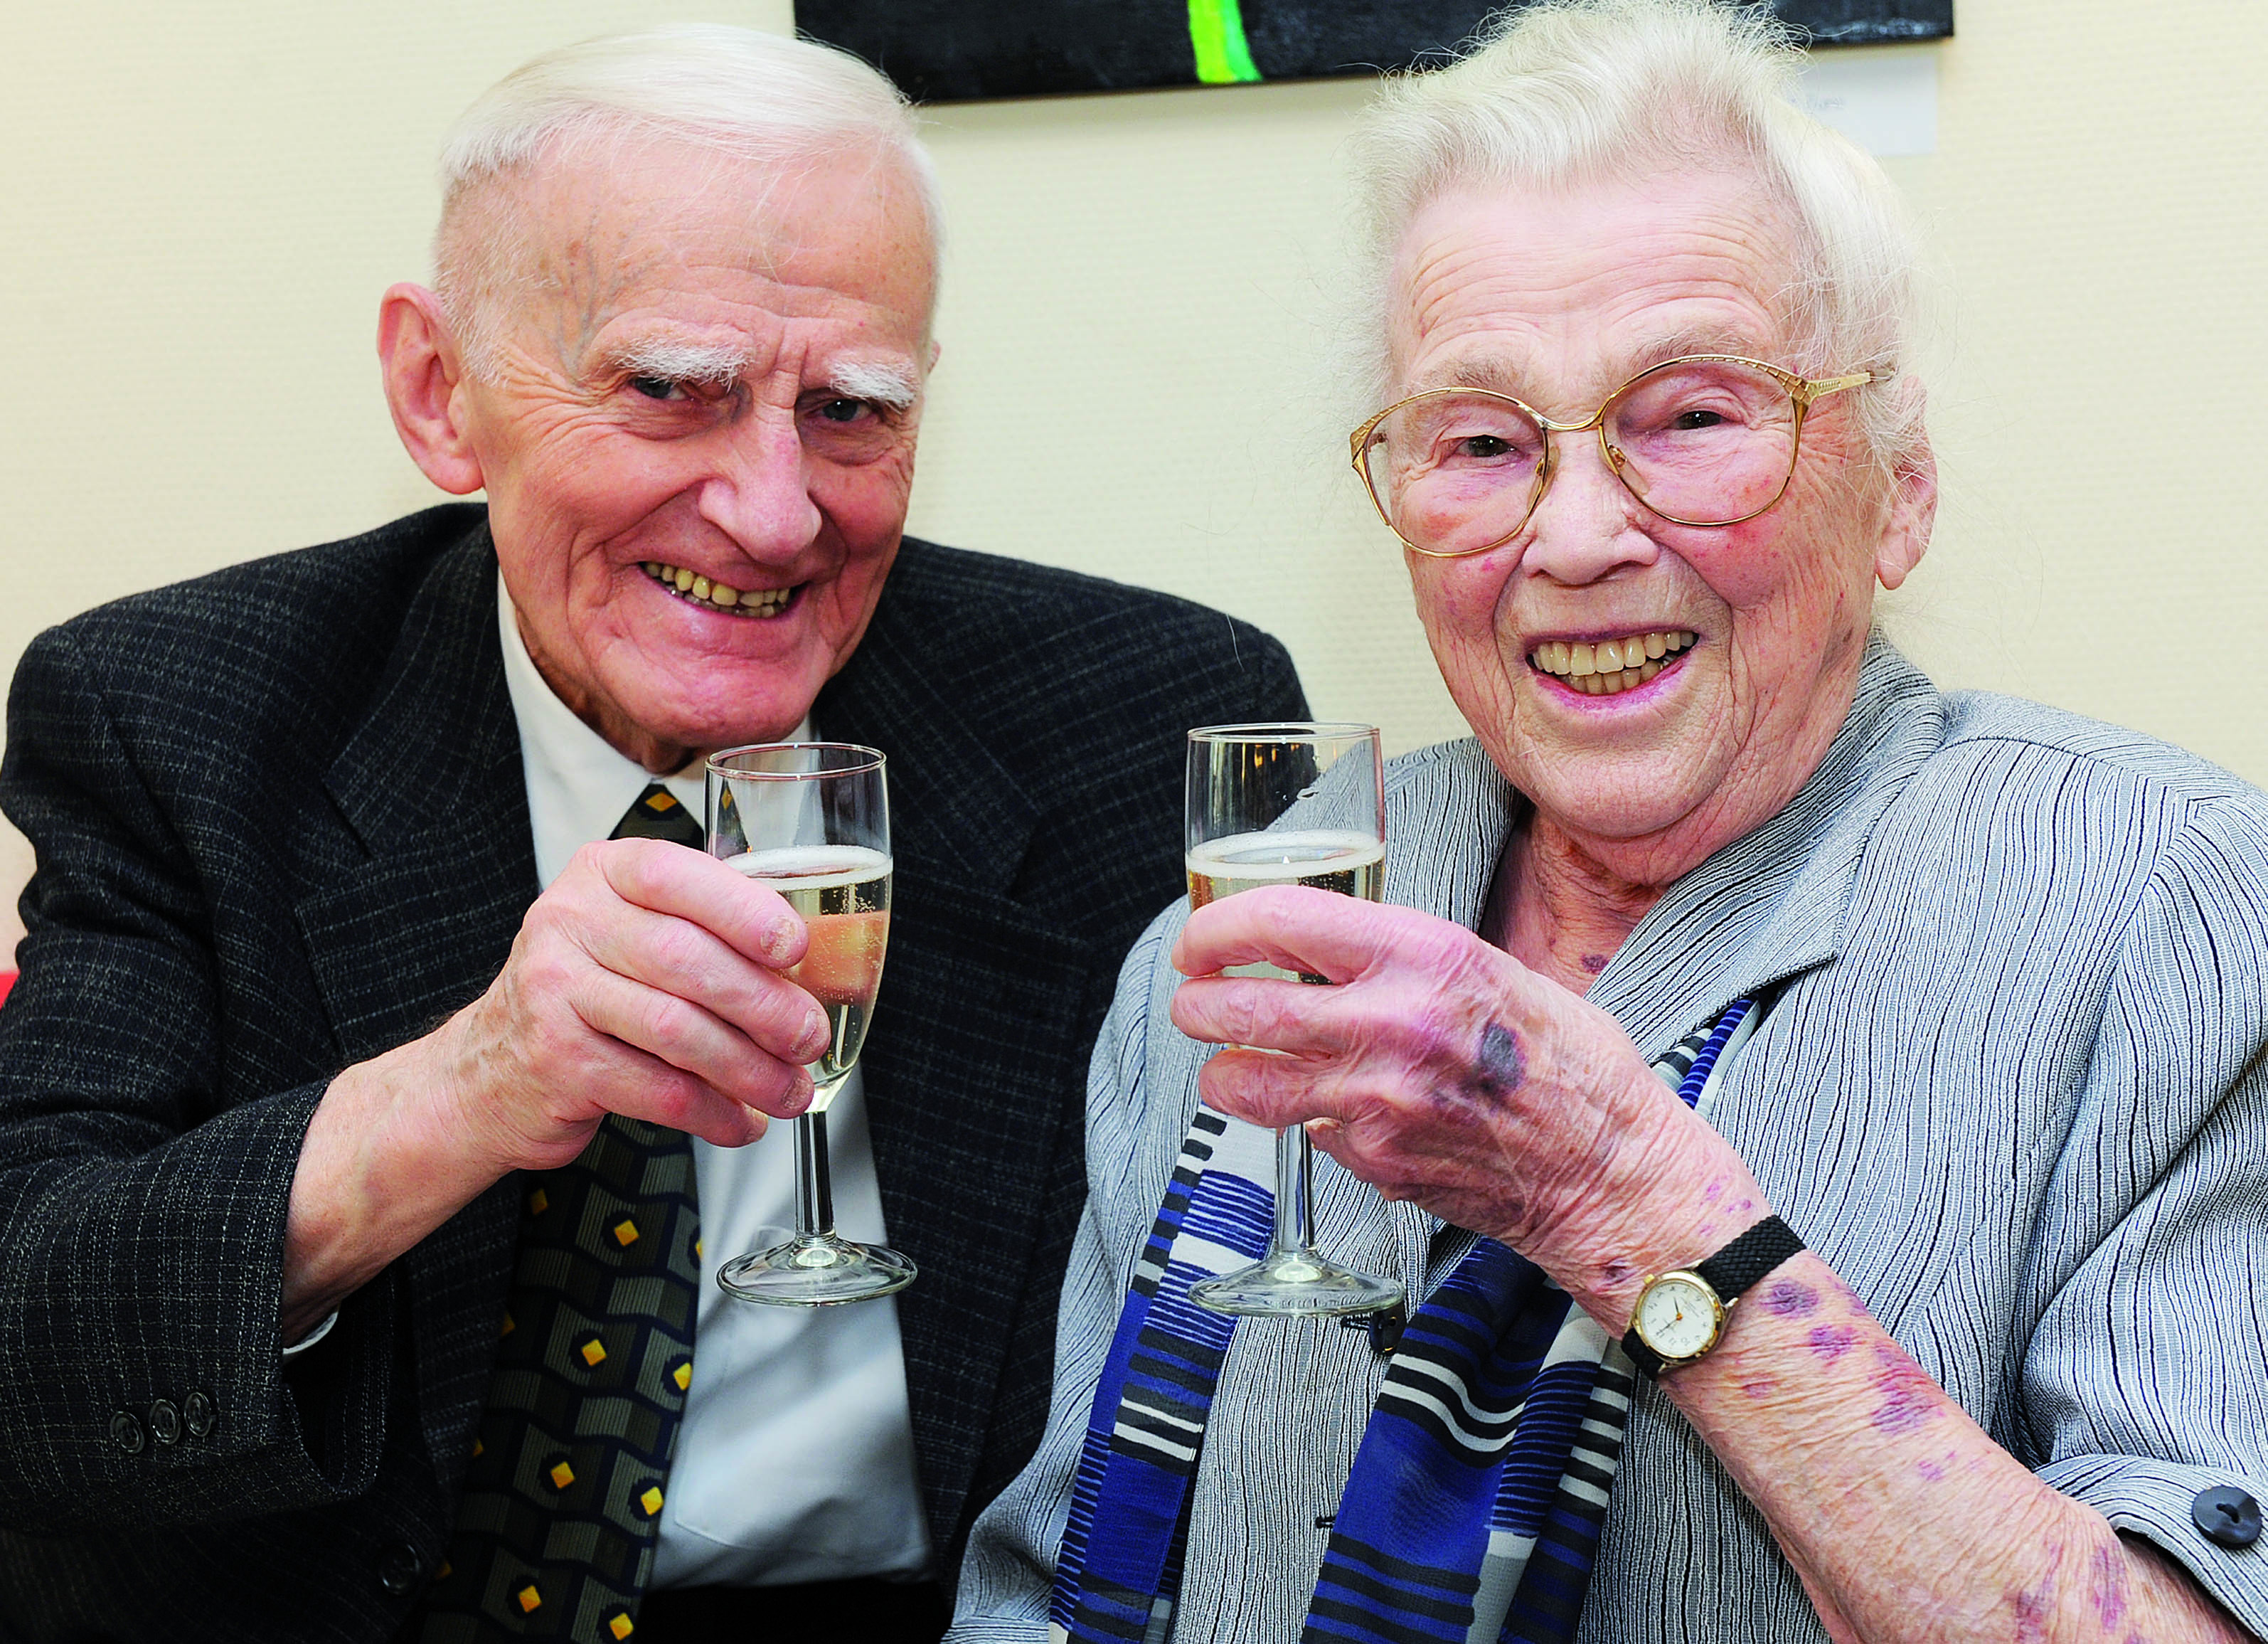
[2019,799,2268,1637]
[0,623,397,1530]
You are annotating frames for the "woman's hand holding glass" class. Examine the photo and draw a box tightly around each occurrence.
[1168,887,1752,1329]
[1179,723,1401,1317]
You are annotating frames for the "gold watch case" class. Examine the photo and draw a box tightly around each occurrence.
[1629,1268,1729,1367]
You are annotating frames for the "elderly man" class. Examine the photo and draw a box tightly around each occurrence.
[952,3,2268,1642]
[0,26,1303,1644]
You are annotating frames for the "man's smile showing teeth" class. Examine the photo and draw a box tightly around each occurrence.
[1529,630,1697,696]
[643,561,796,617]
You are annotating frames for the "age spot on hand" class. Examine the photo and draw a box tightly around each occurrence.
[1471,1022,1526,1097]
[1580,953,1609,974]
[1762,1278,1818,1318]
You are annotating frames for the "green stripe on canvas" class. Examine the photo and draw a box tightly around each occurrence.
[1188,0,1263,83]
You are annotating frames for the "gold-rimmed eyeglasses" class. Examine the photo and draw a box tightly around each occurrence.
[1348,354,1888,558]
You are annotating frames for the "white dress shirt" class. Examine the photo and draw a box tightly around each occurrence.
[496,578,932,1588]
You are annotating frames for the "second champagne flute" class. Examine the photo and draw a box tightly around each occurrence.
[1184,721,1401,1317]
[706,742,916,1307]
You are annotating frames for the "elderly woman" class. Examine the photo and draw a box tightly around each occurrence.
[948,2,2268,1642]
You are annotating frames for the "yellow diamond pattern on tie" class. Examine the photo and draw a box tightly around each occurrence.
[415,787,704,1637]
[612,780,704,849]
[420,1109,701,1636]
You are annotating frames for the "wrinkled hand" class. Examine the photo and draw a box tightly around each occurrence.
[424,837,831,1173]
[1168,886,1762,1308]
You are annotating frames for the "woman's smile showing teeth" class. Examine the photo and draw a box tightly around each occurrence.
[1528,630,1696,696]
[642,560,797,617]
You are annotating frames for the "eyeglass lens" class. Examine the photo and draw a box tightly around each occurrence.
[1361,359,1804,551]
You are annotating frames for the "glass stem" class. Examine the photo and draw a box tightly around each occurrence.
[1273,1123,1316,1255]
[793,1109,836,1241]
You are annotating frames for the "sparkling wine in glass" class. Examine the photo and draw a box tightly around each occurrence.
[1184,723,1401,1317]
[708,743,915,1306]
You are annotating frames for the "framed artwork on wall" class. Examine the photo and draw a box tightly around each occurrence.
[793,0,1950,102]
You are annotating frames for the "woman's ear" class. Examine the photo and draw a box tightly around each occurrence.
[1875,435,1937,592]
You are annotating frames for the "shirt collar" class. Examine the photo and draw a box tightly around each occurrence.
[1587,632,1947,1057]
[496,571,809,889]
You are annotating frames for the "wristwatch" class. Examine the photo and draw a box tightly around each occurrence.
[1621,1215,1805,1377]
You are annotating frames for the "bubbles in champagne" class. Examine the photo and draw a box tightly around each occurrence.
[1185,829,1385,908]
[726,844,893,892]
[726,846,892,1101]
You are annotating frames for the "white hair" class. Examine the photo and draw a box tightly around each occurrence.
[1348,0,1930,474]
[433,24,942,376]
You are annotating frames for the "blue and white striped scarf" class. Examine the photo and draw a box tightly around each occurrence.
[1053,998,1759,1644]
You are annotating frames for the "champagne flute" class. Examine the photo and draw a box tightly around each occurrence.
[707,743,916,1306]
[1184,723,1400,1317]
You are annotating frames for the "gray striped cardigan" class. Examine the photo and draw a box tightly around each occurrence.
[949,636,2268,1643]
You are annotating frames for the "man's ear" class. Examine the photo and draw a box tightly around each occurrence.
[1874,434,1937,592]
[378,283,485,496]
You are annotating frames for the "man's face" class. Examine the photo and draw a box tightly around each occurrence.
[1388,170,1922,873]
[449,139,934,769]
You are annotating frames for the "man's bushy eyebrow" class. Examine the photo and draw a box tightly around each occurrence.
[825,359,920,410]
[600,336,755,384]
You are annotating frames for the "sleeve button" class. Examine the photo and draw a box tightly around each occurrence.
[376,1541,424,1596]
[182,1390,215,1438]
[108,1411,145,1455]
[2193,1485,2262,1549]
[148,1399,183,1446]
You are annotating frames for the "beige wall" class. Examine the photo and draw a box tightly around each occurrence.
[6,1,2266,963]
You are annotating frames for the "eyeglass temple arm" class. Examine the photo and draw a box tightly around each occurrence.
[1794,366,1888,407]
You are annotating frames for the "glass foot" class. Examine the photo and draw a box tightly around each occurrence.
[1189,1248,1401,1317]
[716,1232,917,1307]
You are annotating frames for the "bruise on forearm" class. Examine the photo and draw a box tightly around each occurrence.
[1661,1256,2256,1642]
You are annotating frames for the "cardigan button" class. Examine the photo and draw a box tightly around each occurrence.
[2193,1486,2262,1549]
[108,1411,145,1455]
[147,1399,183,1446]
[182,1390,216,1439]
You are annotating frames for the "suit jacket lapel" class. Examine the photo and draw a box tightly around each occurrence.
[292,524,533,1476]
[816,603,1095,1552]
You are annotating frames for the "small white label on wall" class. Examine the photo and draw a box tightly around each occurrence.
[1794,49,1938,157]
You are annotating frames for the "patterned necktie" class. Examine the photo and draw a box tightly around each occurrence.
[417,784,706,1642]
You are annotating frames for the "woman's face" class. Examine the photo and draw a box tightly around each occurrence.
[1389,170,1933,881]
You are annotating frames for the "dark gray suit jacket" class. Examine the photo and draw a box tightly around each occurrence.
[0,505,1306,1642]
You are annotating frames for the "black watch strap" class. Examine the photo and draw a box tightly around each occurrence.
[1620,1215,1806,1377]
[1622,1322,1672,1379]
[1694,1214,1804,1305]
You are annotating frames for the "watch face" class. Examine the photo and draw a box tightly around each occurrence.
[1635,1273,1722,1362]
